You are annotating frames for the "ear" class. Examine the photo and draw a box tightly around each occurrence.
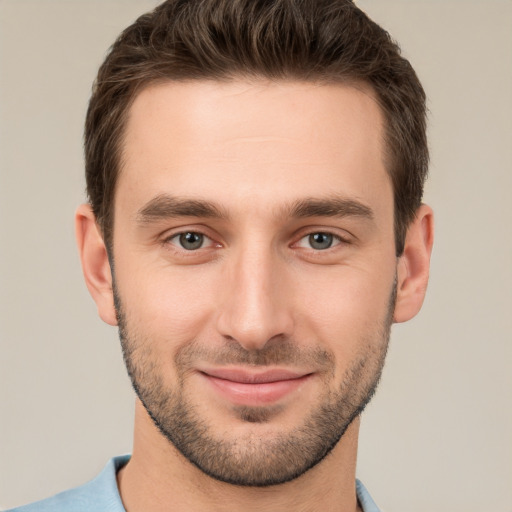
[394,204,434,323]
[75,204,118,326]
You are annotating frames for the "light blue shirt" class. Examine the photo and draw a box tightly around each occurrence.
[8,455,381,512]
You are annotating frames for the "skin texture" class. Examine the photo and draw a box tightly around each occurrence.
[114,281,395,487]
[76,80,434,512]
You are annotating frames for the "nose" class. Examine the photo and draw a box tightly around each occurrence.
[215,245,294,352]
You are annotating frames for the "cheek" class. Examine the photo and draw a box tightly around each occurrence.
[293,265,395,358]
[116,262,218,349]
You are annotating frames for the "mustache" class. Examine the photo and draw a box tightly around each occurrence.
[175,337,335,369]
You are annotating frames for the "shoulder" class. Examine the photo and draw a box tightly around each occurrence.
[356,479,382,512]
[6,455,130,512]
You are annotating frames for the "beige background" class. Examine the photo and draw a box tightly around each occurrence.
[0,1,511,510]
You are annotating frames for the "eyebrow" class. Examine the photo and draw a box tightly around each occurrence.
[136,194,228,224]
[135,193,374,225]
[287,196,374,221]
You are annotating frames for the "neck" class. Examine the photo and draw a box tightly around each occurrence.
[118,400,363,512]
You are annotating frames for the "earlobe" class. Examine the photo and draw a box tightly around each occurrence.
[394,204,434,323]
[75,204,118,326]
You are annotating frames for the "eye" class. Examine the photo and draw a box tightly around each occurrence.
[168,231,212,251]
[297,232,341,250]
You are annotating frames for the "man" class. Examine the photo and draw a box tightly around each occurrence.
[9,0,433,511]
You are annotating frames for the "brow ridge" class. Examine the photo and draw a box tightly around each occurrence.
[288,196,374,220]
[135,193,374,224]
[136,194,228,223]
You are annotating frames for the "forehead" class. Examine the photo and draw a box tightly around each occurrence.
[118,79,391,218]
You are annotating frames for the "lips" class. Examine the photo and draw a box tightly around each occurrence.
[198,368,313,405]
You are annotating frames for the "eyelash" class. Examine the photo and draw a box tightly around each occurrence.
[163,229,350,253]
[294,232,348,251]
[164,231,219,251]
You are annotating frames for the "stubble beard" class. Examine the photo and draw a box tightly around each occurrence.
[115,282,395,487]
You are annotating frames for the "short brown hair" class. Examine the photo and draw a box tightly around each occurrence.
[85,0,428,255]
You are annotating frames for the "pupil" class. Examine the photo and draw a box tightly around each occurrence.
[309,233,333,250]
[180,232,203,250]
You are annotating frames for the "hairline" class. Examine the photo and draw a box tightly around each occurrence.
[102,74,399,253]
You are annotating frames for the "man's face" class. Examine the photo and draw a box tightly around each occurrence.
[112,80,398,485]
